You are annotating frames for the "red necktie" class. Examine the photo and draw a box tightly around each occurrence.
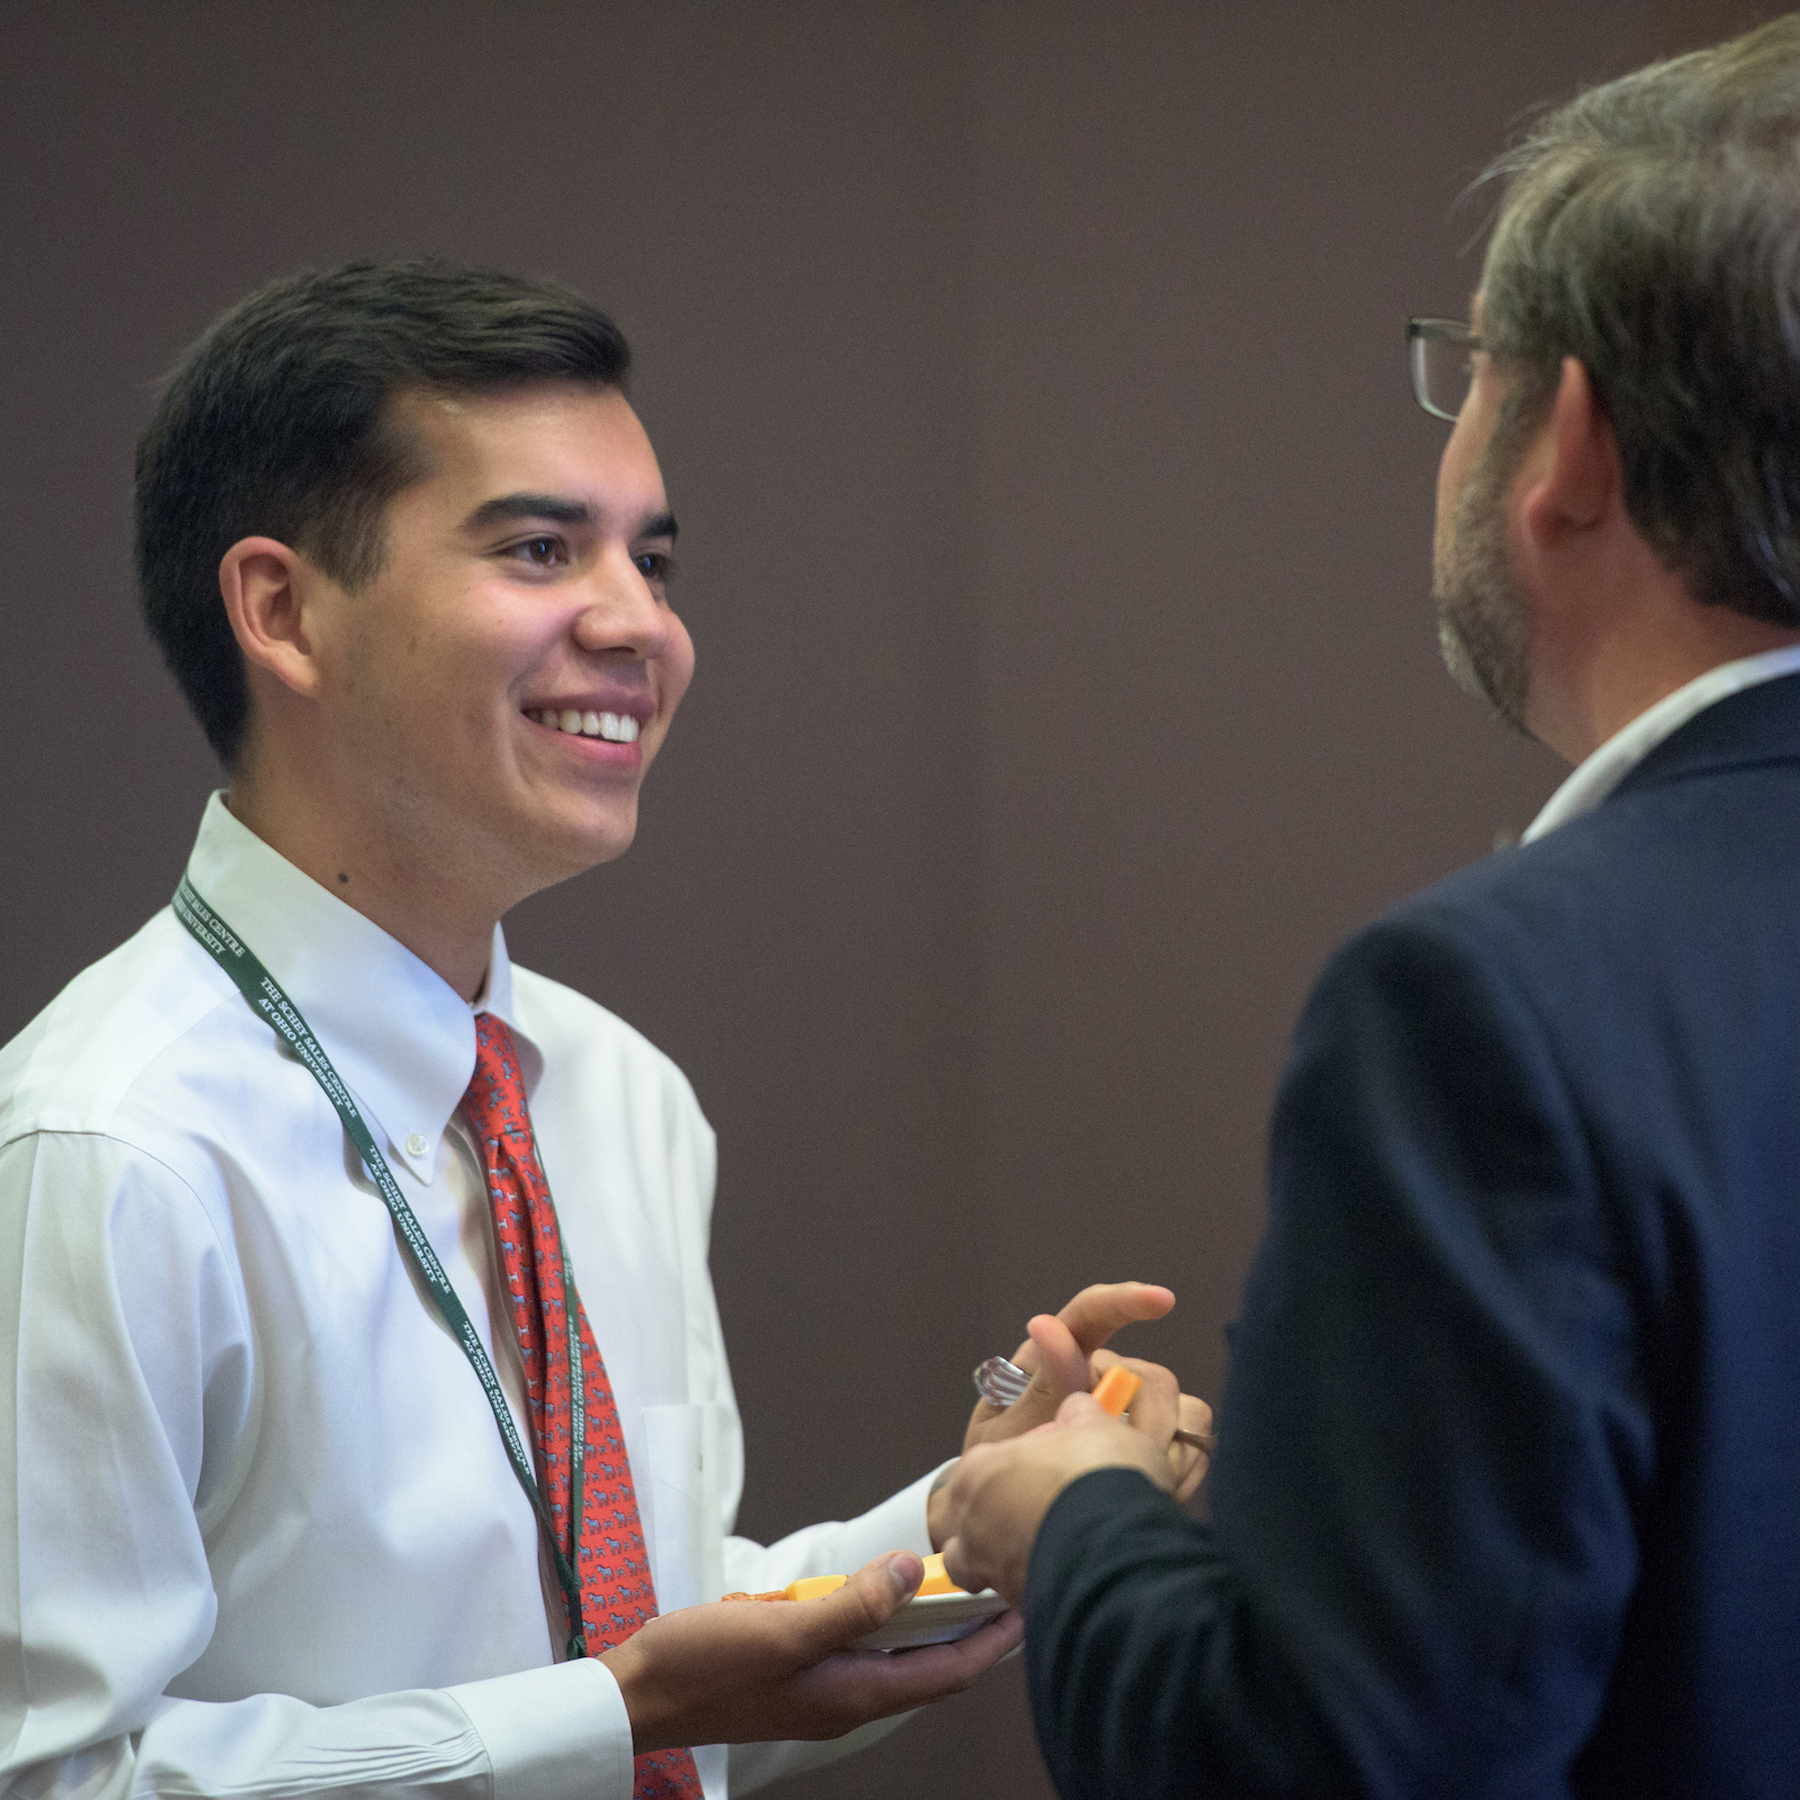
[464,1013,704,1800]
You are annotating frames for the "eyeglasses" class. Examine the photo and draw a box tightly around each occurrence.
[1407,317,1482,422]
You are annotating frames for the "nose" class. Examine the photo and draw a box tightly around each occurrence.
[570,547,670,660]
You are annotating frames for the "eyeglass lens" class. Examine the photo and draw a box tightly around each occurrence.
[1411,332,1474,422]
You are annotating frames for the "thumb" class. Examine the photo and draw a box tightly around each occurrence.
[1025,1313,1090,1402]
[796,1551,924,1650]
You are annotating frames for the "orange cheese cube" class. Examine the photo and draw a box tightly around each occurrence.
[916,1552,966,1596]
[1092,1365,1142,1415]
[784,1573,849,1602]
[779,1555,968,1603]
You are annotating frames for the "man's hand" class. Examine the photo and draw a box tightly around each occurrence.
[928,1281,1211,1546]
[599,1551,1023,1754]
[938,1390,1182,1606]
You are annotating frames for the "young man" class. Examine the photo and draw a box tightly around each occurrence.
[940,17,1800,1799]
[0,263,1202,1800]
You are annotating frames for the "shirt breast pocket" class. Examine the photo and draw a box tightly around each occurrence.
[639,1402,726,1615]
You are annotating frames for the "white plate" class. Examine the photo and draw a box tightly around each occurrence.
[854,1588,1012,1651]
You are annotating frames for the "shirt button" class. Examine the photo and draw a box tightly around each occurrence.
[405,1133,429,1158]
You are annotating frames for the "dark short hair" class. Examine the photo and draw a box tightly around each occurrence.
[134,260,632,765]
[1479,15,1800,625]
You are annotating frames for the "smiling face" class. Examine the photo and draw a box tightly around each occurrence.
[307,382,694,910]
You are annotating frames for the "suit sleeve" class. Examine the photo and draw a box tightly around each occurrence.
[1024,912,1649,1799]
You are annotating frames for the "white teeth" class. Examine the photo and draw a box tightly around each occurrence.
[534,707,642,742]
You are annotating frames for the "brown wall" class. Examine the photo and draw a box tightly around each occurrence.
[0,3,1776,1794]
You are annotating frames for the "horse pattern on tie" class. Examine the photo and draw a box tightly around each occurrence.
[464,1012,704,1800]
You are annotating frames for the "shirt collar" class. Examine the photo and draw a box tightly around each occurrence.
[1522,643,1800,843]
[183,792,541,1178]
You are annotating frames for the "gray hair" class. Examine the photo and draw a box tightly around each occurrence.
[1479,14,1800,624]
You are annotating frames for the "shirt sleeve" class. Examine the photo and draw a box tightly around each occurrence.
[0,1131,635,1800]
[718,1464,941,1597]
[1022,911,1647,1799]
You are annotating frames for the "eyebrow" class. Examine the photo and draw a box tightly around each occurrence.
[460,492,679,542]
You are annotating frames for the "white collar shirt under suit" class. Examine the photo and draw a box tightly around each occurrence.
[0,795,936,1800]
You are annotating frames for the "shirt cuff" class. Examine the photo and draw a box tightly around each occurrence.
[445,1658,633,1800]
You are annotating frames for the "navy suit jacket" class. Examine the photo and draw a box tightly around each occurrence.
[1025,673,1800,1798]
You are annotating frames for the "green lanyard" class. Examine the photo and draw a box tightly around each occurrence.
[172,876,591,1660]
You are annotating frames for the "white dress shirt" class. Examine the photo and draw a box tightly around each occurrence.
[0,795,937,1800]
[1522,643,1800,841]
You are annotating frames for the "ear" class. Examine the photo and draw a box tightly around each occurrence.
[218,536,326,700]
[1517,357,1620,555]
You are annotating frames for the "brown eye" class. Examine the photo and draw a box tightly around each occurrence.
[503,535,568,570]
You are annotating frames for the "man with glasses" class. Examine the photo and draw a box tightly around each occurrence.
[938,17,1800,1798]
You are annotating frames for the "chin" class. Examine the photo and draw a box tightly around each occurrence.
[489,791,643,899]
[558,806,642,875]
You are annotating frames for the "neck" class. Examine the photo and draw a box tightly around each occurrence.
[1529,579,1800,765]
[225,771,498,1003]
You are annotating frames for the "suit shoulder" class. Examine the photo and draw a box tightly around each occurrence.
[1374,768,1799,966]
[1310,778,1800,1110]
[1294,823,1649,1079]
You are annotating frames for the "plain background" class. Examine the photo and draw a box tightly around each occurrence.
[0,2,1782,1794]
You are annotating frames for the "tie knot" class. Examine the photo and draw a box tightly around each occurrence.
[465,1012,528,1137]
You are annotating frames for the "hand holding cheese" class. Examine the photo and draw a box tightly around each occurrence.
[940,1385,1185,1607]
[602,1549,1021,1755]
[929,1282,1211,1554]
[966,1281,1176,1440]
[1089,1364,1143,1415]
